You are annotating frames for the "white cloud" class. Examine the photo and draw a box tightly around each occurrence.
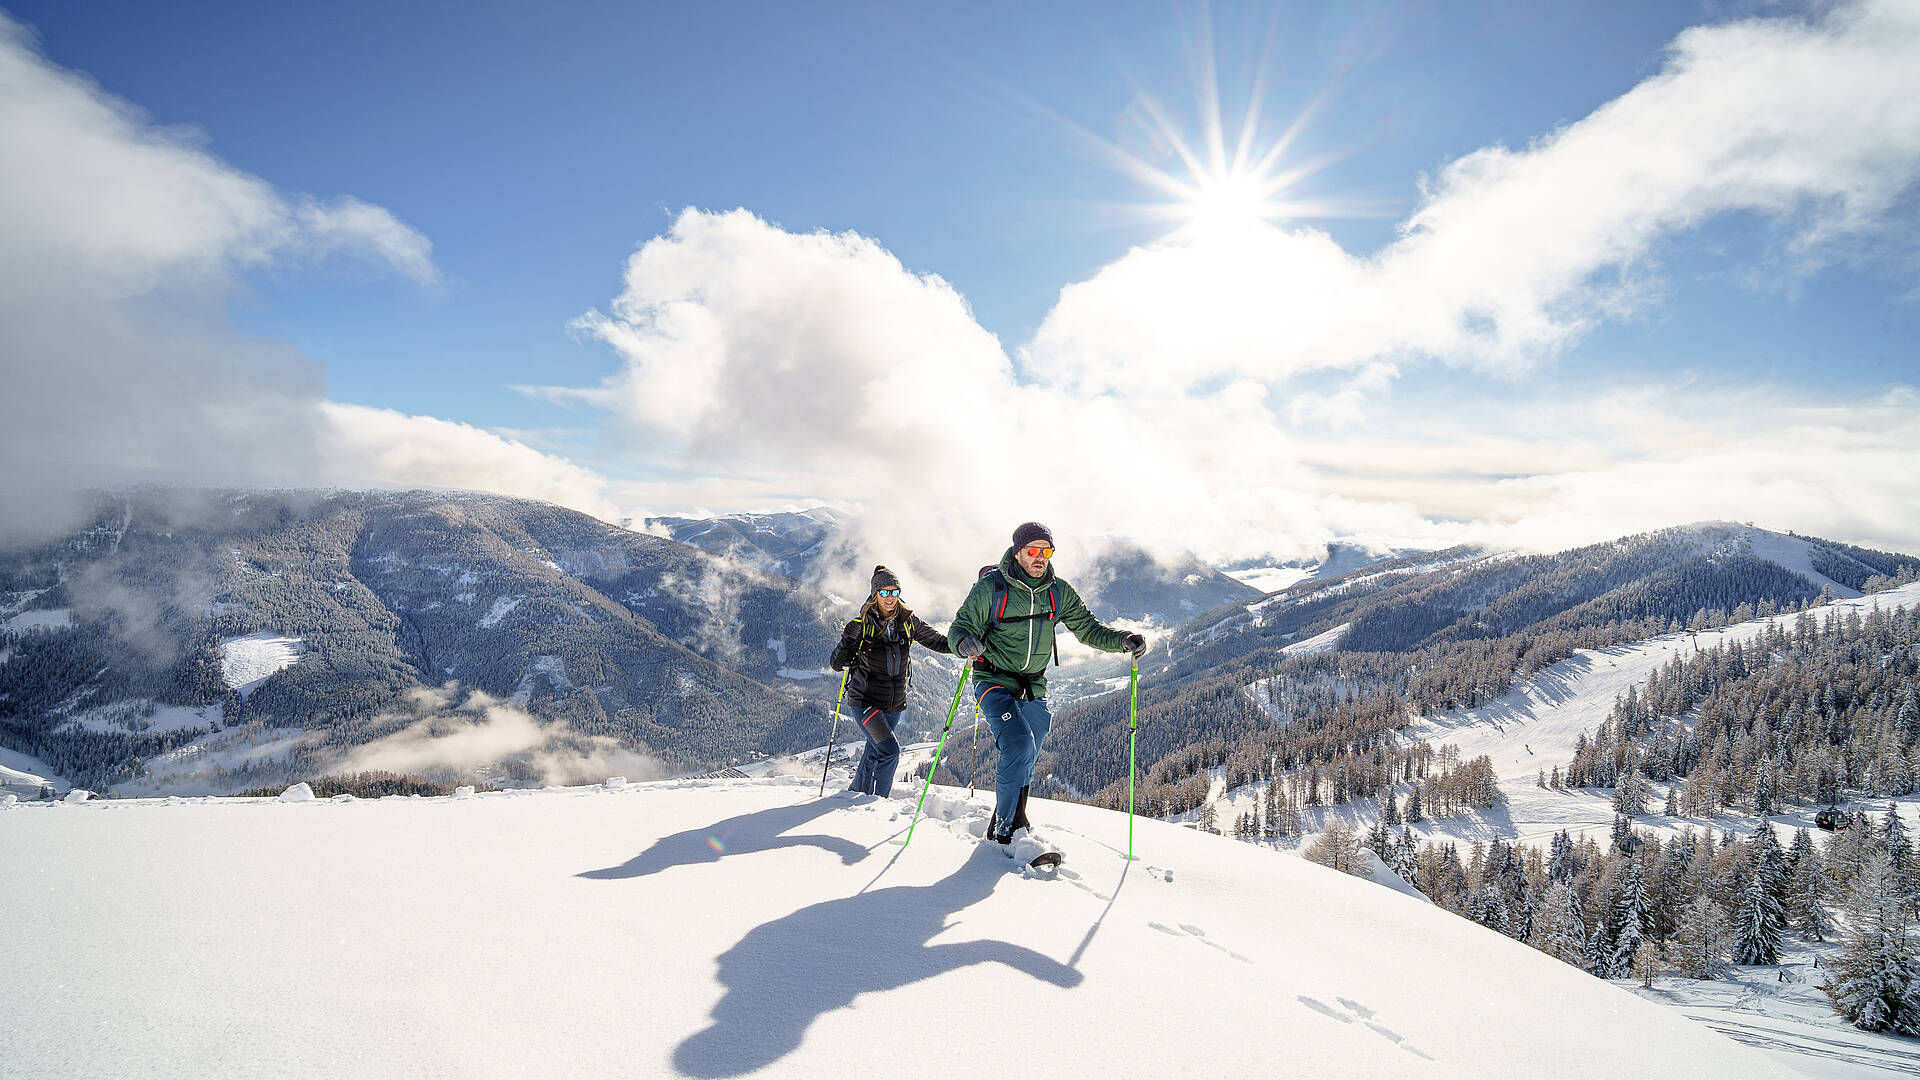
[1028,0,1920,396]
[550,1,1920,597]
[329,685,664,785]
[1291,382,1920,555]
[317,404,623,523]
[0,13,619,544]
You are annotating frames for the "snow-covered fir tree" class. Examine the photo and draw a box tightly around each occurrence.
[1608,858,1653,977]
[1529,880,1588,967]
[1753,757,1776,815]
[1731,843,1786,966]
[1671,896,1732,980]
[1825,853,1920,1034]
[1789,834,1833,942]
[1389,828,1420,887]
[1548,829,1578,883]
[1612,766,1648,816]
[1468,885,1510,936]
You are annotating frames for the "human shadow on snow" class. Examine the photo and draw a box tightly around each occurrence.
[672,842,1083,1078]
[575,797,870,880]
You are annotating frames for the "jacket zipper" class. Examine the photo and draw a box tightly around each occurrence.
[1024,579,1041,671]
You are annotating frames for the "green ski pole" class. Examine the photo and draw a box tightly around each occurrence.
[1127,658,1140,861]
[819,668,850,797]
[904,666,970,847]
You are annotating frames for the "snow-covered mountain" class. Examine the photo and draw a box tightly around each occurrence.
[0,490,846,792]
[649,507,852,580]
[0,776,1800,1080]
[652,508,1262,627]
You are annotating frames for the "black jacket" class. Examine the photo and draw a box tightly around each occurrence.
[830,604,950,712]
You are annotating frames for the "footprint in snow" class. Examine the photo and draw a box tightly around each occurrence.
[1297,997,1432,1061]
[1147,921,1251,964]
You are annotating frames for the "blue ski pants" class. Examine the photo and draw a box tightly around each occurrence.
[849,703,906,796]
[973,682,1052,829]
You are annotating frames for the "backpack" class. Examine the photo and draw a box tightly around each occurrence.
[978,564,1061,668]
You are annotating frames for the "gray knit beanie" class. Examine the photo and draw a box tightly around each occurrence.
[1011,522,1053,549]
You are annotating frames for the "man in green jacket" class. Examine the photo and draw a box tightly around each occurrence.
[948,522,1147,845]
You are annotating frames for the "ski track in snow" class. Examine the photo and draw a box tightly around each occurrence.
[1,777,1806,1080]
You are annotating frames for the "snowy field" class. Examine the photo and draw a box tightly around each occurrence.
[0,777,1796,1080]
[3,607,72,634]
[217,632,305,698]
[1626,950,1920,1080]
[1,746,64,796]
[1225,566,1313,593]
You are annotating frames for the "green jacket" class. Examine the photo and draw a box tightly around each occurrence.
[948,546,1130,699]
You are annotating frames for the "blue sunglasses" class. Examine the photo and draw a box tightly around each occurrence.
[877,588,901,597]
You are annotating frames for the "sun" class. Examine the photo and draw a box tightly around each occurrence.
[1014,14,1380,242]
[1183,168,1282,234]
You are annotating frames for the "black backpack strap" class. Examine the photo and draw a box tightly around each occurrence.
[973,660,1040,702]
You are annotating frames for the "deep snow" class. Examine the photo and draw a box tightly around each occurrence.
[1,776,1800,1079]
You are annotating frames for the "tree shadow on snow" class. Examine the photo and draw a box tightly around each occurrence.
[672,843,1083,1078]
[576,797,870,880]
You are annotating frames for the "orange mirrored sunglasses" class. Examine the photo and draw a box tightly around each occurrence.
[1022,544,1055,559]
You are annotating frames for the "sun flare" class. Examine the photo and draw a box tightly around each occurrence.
[1184,168,1282,232]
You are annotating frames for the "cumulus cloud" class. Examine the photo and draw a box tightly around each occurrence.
[329,684,665,786]
[556,208,1378,608]
[1032,0,1920,394]
[549,1,1920,602]
[0,13,617,545]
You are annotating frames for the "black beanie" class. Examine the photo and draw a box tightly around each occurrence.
[871,565,901,593]
[1011,522,1053,549]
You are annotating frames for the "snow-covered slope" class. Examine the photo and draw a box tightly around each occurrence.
[1,779,1796,1079]
[217,632,305,698]
[0,746,64,796]
[1730,523,1863,598]
[1403,580,1920,849]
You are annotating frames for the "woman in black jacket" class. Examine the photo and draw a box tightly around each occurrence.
[829,566,951,796]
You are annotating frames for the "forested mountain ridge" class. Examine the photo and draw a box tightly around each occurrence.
[0,490,845,790]
[1032,524,1920,814]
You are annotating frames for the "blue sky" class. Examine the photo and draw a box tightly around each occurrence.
[3,0,1918,577]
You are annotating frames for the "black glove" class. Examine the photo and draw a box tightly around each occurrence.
[952,634,987,659]
[831,621,861,671]
[1122,633,1147,659]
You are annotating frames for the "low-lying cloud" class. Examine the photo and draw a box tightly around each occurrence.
[329,683,665,787]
